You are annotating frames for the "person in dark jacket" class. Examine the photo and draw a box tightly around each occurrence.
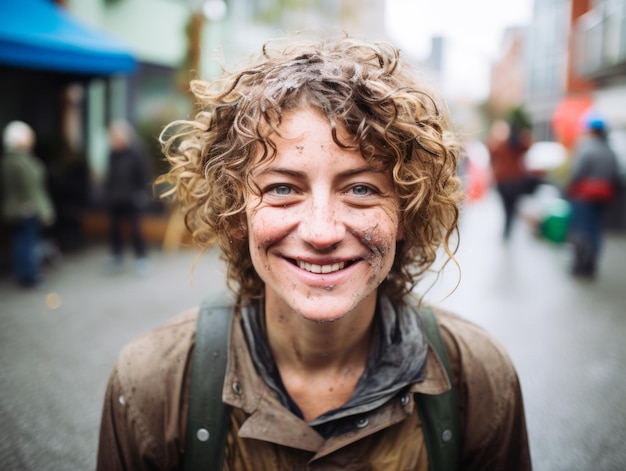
[566,113,621,278]
[0,120,56,287]
[103,120,152,276]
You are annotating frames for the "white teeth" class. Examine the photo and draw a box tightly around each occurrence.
[297,261,346,274]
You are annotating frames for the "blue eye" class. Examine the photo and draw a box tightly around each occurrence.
[272,185,292,195]
[351,185,372,196]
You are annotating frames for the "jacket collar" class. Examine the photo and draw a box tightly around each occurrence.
[222,296,451,452]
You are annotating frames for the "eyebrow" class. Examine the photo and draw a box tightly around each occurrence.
[256,167,305,179]
[256,165,385,180]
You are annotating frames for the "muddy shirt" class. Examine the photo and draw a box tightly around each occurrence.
[97,298,531,470]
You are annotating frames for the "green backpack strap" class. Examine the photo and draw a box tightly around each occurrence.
[415,305,462,471]
[183,297,460,471]
[183,295,232,471]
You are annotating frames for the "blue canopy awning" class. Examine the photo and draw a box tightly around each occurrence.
[0,0,137,75]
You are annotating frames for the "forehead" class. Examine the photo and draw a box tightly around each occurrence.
[251,108,388,170]
[276,108,353,142]
[252,110,353,166]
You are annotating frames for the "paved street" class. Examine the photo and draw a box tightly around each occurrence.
[1,190,625,470]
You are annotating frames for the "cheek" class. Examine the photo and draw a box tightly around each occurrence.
[361,202,400,237]
[246,208,288,252]
[360,228,396,258]
[353,223,398,285]
[352,211,400,259]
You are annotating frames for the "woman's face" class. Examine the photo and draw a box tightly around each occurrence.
[245,108,402,323]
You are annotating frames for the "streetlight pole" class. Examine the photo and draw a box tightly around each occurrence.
[188,10,204,81]
[185,0,227,114]
[165,0,228,252]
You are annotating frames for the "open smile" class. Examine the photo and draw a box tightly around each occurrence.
[292,259,356,274]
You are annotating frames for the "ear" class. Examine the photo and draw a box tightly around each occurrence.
[230,215,248,240]
[231,226,247,239]
[396,223,404,241]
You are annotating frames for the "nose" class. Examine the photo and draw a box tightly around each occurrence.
[298,198,346,250]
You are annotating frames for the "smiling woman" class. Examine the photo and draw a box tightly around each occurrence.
[246,108,401,324]
[159,37,461,303]
[97,35,531,471]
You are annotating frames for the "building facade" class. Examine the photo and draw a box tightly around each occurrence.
[524,0,626,228]
[488,26,528,121]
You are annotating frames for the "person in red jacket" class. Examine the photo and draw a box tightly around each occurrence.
[487,117,533,240]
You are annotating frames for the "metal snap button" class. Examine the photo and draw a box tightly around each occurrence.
[197,428,210,442]
[400,394,410,406]
[232,382,242,395]
[442,429,453,443]
[356,417,369,428]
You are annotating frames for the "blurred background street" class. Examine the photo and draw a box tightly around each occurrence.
[1,189,625,470]
[2,0,626,469]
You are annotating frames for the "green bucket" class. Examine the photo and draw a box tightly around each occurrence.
[541,199,571,244]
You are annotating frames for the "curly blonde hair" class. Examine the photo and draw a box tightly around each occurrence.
[159,36,463,302]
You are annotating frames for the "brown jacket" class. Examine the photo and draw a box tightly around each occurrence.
[488,137,530,185]
[97,302,530,470]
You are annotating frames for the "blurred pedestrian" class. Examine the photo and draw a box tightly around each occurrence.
[566,112,621,278]
[0,120,56,288]
[97,36,530,470]
[487,114,533,240]
[103,120,152,276]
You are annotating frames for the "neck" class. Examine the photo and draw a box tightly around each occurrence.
[264,295,377,372]
[263,294,378,421]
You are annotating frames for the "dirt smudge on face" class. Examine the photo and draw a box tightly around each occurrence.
[352,224,393,284]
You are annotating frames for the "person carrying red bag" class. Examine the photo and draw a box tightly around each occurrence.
[566,111,621,278]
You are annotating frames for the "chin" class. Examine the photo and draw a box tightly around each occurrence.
[288,293,371,324]
[296,309,348,324]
